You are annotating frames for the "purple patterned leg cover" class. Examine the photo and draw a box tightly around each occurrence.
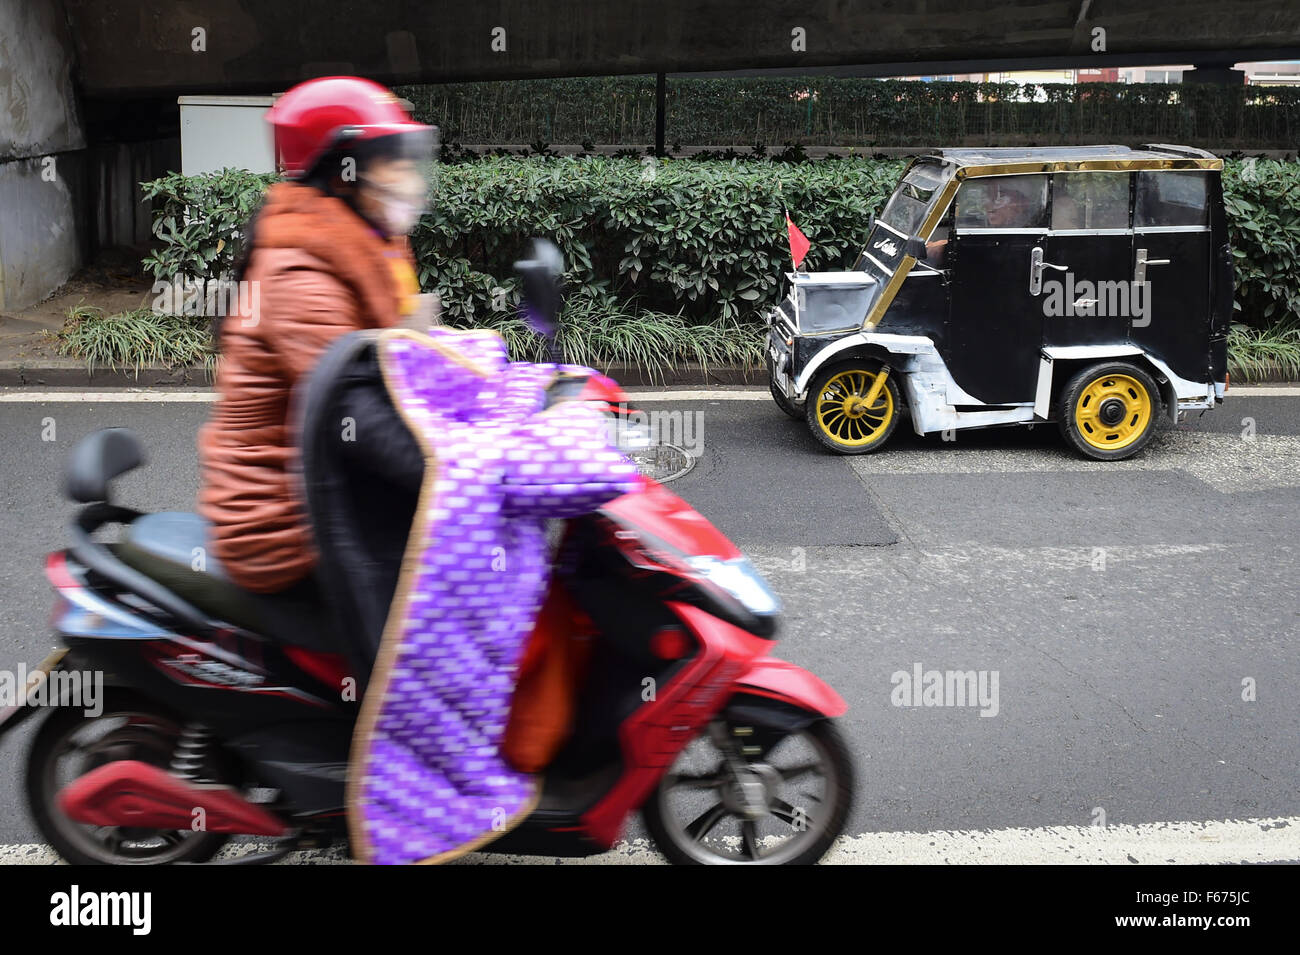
[347,328,640,864]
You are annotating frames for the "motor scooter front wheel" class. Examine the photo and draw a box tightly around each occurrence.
[643,717,853,865]
[26,690,231,865]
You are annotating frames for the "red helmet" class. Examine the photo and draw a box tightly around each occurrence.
[267,76,436,180]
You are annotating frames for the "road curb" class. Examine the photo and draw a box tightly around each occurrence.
[0,359,765,389]
[0,360,211,388]
[3,359,1298,392]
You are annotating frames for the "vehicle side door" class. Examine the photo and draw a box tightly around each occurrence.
[944,173,1050,404]
[1129,170,1214,383]
[1041,171,1134,348]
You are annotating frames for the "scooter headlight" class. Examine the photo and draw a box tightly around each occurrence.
[685,555,782,617]
[604,412,656,452]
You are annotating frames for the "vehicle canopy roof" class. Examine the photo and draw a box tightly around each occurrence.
[914,144,1221,178]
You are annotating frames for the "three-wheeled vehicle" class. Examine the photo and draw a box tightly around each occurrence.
[766,145,1233,459]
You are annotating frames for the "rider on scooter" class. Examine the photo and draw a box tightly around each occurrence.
[197,76,438,638]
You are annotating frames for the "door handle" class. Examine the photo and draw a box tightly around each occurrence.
[1029,246,1068,295]
[1134,248,1171,285]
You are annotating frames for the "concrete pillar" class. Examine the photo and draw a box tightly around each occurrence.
[0,0,86,310]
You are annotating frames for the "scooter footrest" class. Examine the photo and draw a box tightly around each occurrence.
[58,759,288,836]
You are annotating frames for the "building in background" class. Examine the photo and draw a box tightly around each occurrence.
[900,61,1300,85]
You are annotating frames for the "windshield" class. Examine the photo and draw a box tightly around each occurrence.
[879,163,949,236]
[854,162,951,278]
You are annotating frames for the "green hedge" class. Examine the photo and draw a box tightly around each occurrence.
[138,155,1300,350]
[415,155,904,328]
[397,77,1300,149]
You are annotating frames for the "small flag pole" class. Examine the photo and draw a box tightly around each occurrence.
[778,180,794,273]
[784,205,795,273]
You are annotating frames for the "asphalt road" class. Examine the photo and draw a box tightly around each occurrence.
[0,389,1297,860]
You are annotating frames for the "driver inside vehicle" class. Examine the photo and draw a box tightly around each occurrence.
[985,190,1029,227]
[924,177,1041,265]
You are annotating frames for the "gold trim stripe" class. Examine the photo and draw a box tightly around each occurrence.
[956,157,1222,178]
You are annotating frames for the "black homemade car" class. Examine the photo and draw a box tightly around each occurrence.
[766,145,1232,460]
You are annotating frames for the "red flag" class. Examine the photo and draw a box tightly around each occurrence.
[785,211,811,269]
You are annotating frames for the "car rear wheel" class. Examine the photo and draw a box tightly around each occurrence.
[805,362,901,454]
[1057,361,1162,461]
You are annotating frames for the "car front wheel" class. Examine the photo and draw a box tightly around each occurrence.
[805,362,901,455]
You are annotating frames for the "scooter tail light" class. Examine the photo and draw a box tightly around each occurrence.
[45,551,79,590]
[650,626,692,660]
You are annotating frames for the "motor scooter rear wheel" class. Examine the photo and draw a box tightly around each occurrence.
[643,717,853,865]
[26,690,232,865]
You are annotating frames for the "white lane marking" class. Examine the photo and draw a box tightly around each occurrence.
[0,385,1297,402]
[1229,386,1300,396]
[826,816,1300,865]
[3,815,1296,864]
[746,542,1234,576]
[622,389,767,401]
[0,391,216,402]
[851,430,1300,493]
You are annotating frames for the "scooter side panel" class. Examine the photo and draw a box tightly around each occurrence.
[578,601,772,848]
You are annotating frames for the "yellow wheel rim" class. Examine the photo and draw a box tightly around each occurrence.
[814,369,894,447]
[1074,373,1152,451]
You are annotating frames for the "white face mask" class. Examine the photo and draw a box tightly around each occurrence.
[360,173,428,236]
[374,193,425,236]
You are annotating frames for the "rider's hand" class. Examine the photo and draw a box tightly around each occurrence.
[397,293,442,332]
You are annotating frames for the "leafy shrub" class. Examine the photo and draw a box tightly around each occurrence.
[1223,159,1300,327]
[441,285,763,371]
[412,155,904,327]
[140,169,277,285]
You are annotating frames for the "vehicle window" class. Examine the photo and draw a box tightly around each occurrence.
[954,175,1048,230]
[1135,171,1209,228]
[1051,172,1129,230]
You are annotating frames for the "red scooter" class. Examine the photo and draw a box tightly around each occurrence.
[2,249,853,866]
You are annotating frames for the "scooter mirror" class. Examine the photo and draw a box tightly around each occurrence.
[514,239,565,362]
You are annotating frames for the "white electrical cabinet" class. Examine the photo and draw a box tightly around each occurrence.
[179,95,277,175]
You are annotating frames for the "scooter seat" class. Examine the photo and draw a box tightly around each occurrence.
[124,511,228,577]
[116,512,336,652]
[116,512,261,631]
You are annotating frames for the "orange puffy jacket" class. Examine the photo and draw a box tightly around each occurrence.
[198,182,419,593]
